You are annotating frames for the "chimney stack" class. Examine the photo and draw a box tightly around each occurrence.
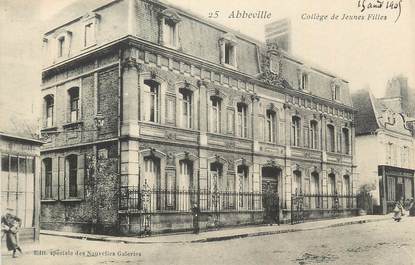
[265,18,291,52]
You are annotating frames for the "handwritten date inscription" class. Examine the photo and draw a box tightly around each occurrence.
[358,0,402,22]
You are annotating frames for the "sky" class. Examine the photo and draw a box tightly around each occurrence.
[0,0,414,119]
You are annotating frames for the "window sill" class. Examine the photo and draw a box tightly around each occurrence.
[82,43,97,51]
[61,198,83,202]
[222,63,237,70]
[41,199,57,202]
[41,127,58,133]
[63,121,83,129]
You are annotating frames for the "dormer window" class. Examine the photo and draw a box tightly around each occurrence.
[164,19,177,47]
[160,9,181,48]
[301,73,308,90]
[84,23,93,46]
[82,12,100,48]
[220,33,238,68]
[54,30,72,59]
[58,37,65,57]
[334,85,341,101]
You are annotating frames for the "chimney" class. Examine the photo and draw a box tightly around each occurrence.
[265,18,291,52]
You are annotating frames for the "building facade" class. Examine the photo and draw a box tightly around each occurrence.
[40,0,357,234]
[353,88,415,214]
[1,112,42,242]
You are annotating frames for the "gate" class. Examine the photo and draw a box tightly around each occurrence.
[291,191,304,224]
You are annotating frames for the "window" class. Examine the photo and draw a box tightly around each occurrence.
[266,110,276,143]
[237,103,248,138]
[326,125,335,152]
[163,19,178,47]
[343,175,350,195]
[179,88,192,128]
[210,96,222,133]
[310,121,318,149]
[301,73,308,90]
[291,116,301,146]
[334,85,341,101]
[144,80,160,123]
[210,162,224,192]
[220,34,238,67]
[342,128,350,154]
[68,87,80,122]
[84,23,93,47]
[328,174,336,195]
[58,37,65,57]
[42,158,52,199]
[225,43,235,65]
[66,155,77,198]
[237,165,249,208]
[45,95,54,127]
[293,170,302,194]
[179,160,193,190]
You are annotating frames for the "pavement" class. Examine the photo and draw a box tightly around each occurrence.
[40,214,391,244]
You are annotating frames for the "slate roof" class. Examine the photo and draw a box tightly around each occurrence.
[352,89,379,135]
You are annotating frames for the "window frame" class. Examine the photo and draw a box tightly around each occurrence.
[291,116,301,147]
[68,87,80,123]
[266,109,276,143]
[210,96,222,134]
[237,102,248,138]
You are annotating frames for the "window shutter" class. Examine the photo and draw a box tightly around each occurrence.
[77,154,85,199]
[52,157,60,200]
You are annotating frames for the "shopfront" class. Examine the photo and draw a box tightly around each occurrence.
[378,165,415,214]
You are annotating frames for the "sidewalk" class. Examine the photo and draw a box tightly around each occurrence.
[41,215,391,244]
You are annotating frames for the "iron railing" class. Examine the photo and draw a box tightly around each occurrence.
[119,187,263,213]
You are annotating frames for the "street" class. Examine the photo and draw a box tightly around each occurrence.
[2,218,414,265]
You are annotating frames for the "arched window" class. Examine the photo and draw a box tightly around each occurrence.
[44,95,54,127]
[291,116,301,146]
[210,162,223,191]
[328,173,336,195]
[310,121,318,149]
[293,170,302,194]
[342,128,350,154]
[237,103,248,138]
[179,88,192,129]
[237,165,249,208]
[42,158,53,199]
[210,96,222,133]
[144,156,161,189]
[68,87,80,122]
[179,159,193,190]
[144,80,160,123]
[266,109,276,143]
[326,124,335,152]
[311,172,321,208]
[66,155,78,198]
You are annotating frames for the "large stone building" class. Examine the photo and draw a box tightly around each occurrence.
[39,0,357,234]
[1,110,42,242]
[353,86,415,214]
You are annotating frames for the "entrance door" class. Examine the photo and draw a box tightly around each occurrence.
[261,167,280,194]
[396,177,404,201]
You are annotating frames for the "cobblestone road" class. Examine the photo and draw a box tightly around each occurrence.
[2,217,414,265]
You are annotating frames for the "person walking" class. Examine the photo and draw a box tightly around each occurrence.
[191,203,200,234]
[1,208,23,258]
[392,198,404,222]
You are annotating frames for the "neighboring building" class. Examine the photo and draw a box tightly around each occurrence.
[0,111,43,242]
[380,75,415,118]
[353,88,415,214]
[40,0,356,235]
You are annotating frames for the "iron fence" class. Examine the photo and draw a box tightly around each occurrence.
[291,191,358,224]
[119,186,263,213]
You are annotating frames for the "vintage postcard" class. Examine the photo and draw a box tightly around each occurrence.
[0,0,414,264]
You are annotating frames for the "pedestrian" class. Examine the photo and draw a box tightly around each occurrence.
[191,203,200,234]
[1,207,23,258]
[392,198,404,222]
